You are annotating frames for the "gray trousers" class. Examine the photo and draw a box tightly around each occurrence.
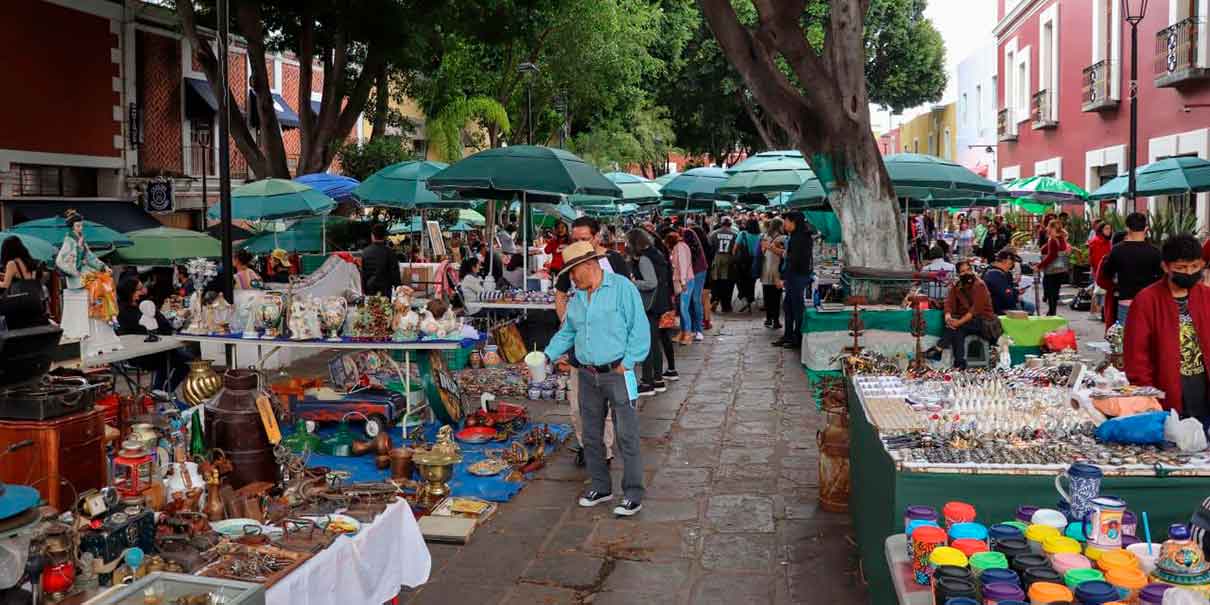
[576,368,644,502]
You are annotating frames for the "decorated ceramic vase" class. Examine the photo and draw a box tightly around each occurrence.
[1151,524,1210,597]
[320,296,348,341]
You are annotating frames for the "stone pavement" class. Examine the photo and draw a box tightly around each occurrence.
[402,315,867,604]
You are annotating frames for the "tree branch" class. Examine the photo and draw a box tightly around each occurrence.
[298,3,316,165]
[236,0,289,177]
[175,0,268,178]
[736,89,775,149]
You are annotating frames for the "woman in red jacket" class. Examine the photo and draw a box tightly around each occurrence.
[545,221,571,272]
[1036,220,1071,316]
[1088,221,1114,318]
[1124,234,1210,421]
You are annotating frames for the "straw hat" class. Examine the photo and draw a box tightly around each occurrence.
[557,241,603,278]
[271,248,290,265]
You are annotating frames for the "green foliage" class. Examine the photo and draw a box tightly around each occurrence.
[428,96,511,161]
[1066,214,1091,246]
[335,137,415,181]
[569,103,679,171]
[1096,206,1199,243]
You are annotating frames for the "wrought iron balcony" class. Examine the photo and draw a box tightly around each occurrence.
[1155,17,1208,87]
[997,108,1017,142]
[1082,60,1119,112]
[1031,89,1058,129]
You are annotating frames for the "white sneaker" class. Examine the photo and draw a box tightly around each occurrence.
[694,332,704,341]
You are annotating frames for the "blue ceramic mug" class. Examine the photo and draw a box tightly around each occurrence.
[1055,462,1102,521]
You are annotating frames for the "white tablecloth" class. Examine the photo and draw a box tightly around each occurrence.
[266,499,431,605]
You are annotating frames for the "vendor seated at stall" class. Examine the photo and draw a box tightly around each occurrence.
[233,249,262,290]
[115,276,193,394]
[457,256,486,315]
[1123,234,1210,425]
[924,260,997,369]
[264,248,292,283]
[501,253,525,289]
[983,248,1029,315]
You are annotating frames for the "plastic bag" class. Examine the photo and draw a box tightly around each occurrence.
[1043,328,1077,352]
[1095,411,1167,445]
[1164,586,1210,605]
[1165,409,1208,453]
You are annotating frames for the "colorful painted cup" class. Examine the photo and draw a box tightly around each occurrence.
[907,519,940,559]
[1055,462,1103,521]
[912,525,949,585]
[1083,496,1127,550]
[1122,510,1137,537]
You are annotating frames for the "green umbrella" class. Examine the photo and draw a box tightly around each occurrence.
[714,201,734,212]
[112,227,222,265]
[786,177,830,210]
[449,221,476,233]
[388,217,423,235]
[458,208,486,226]
[427,145,621,203]
[0,231,57,263]
[583,203,639,217]
[603,172,663,204]
[1004,176,1089,201]
[1089,156,1210,200]
[653,172,679,188]
[11,218,133,250]
[660,167,734,204]
[718,158,816,195]
[727,150,805,173]
[1009,198,1057,215]
[241,216,351,254]
[804,210,842,244]
[884,153,999,199]
[658,199,716,213]
[207,178,335,222]
[353,160,467,209]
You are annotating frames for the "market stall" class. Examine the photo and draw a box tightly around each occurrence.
[845,366,1210,603]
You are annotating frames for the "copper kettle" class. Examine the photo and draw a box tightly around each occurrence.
[389,447,413,481]
[351,432,392,457]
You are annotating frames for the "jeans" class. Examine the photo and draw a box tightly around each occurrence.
[1117,301,1132,327]
[1042,272,1066,316]
[763,284,783,325]
[782,273,810,345]
[712,279,735,312]
[680,272,705,332]
[941,317,984,369]
[576,368,644,502]
[1020,300,1037,314]
[642,313,663,384]
[568,370,614,458]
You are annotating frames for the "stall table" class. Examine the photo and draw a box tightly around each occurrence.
[848,379,1210,604]
[55,335,186,370]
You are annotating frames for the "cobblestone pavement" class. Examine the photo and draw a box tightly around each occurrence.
[403,315,867,604]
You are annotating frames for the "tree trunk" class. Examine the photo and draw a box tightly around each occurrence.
[298,4,316,169]
[371,64,389,141]
[175,0,268,178]
[697,0,909,269]
[236,2,289,178]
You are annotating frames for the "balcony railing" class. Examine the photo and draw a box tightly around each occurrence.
[1155,17,1208,87]
[997,108,1017,142]
[1082,60,1119,111]
[184,145,248,181]
[1031,89,1058,129]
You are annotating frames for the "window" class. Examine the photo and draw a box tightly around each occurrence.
[961,93,968,125]
[943,129,951,159]
[975,84,983,132]
[913,139,919,153]
[1005,49,1015,117]
[16,165,98,197]
[1038,6,1059,121]
[927,134,934,155]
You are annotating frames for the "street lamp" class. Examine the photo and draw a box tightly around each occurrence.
[1123,0,1149,211]
[195,121,212,229]
[517,62,540,145]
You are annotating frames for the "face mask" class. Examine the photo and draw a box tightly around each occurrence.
[1172,270,1202,289]
[959,274,975,286]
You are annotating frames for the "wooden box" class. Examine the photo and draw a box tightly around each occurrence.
[0,408,107,510]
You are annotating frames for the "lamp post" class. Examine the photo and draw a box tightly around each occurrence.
[1123,0,1149,212]
[195,121,211,230]
[517,62,540,145]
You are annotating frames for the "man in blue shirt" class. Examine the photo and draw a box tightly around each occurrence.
[543,241,650,516]
[983,248,1027,315]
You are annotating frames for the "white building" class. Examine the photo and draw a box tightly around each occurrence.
[955,44,999,181]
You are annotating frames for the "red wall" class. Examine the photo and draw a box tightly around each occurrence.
[140,31,182,173]
[0,0,119,158]
[998,0,1210,186]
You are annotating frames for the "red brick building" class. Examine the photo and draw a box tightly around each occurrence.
[0,0,368,230]
[995,0,1210,226]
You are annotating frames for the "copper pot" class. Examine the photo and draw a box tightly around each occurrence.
[353,432,393,457]
[375,454,390,470]
[351,439,375,457]
[388,448,413,481]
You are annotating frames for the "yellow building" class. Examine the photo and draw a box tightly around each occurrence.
[896,102,957,160]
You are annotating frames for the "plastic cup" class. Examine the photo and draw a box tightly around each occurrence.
[524,350,548,382]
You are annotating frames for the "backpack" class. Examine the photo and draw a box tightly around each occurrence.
[732,232,752,273]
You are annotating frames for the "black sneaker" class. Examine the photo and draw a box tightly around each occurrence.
[573,448,586,467]
[662,370,679,381]
[578,489,613,507]
[613,499,642,516]
[924,347,943,362]
[638,383,656,397]
[653,380,667,393]
[771,339,787,347]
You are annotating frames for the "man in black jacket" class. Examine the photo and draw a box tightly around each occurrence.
[773,212,813,350]
[361,223,402,297]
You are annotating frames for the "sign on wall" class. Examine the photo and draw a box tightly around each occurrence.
[144,177,174,214]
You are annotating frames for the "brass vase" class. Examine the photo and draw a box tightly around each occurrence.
[182,360,222,405]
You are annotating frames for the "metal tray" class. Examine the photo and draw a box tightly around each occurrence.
[88,571,264,605]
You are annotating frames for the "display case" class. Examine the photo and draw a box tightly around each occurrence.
[90,572,264,605]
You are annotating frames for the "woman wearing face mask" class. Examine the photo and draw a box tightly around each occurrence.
[924,260,996,370]
[1123,234,1210,425]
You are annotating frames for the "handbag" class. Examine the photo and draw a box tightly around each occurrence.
[0,275,47,329]
[1044,243,1071,275]
[955,286,1003,343]
[658,310,679,329]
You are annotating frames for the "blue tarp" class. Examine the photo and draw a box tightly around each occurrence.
[297,421,572,503]
[295,173,361,201]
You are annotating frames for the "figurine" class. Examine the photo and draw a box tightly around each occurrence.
[56,209,122,355]
[289,296,322,341]
[240,294,263,339]
[431,425,460,458]
[391,287,420,341]
[419,309,440,337]
[139,300,160,342]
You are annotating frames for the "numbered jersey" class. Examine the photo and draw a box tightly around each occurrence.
[714,231,736,255]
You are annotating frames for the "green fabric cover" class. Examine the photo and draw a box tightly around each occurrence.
[847,382,1210,604]
[1000,316,1068,347]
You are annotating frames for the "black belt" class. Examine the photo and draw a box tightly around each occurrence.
[581,359,624,374]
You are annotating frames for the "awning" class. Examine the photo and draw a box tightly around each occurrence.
[184,77,218,119]
[248,89,301,129]
[4,199,162,233]
[310,99,321,116]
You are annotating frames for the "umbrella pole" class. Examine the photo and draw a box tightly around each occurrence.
[522,191,528,289]
[322,214,327,256]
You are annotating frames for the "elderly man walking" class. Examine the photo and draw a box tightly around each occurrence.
[544,241,650,517]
